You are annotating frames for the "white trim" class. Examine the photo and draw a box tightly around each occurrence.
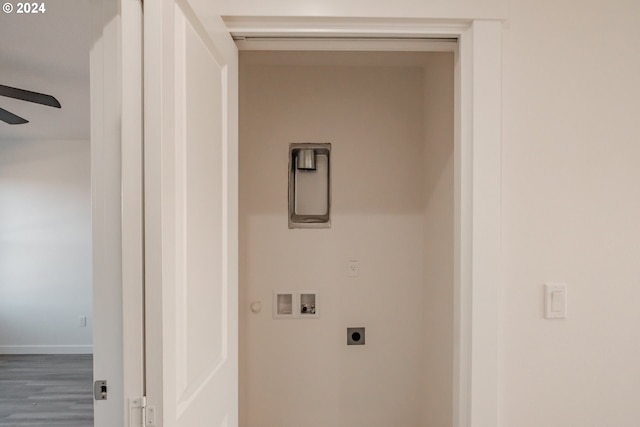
[0,345,93,355]
[233,38,456,52]
[120,0,146,420]
[226,17,502,427]
[468,21,502,427]
[223,16,470,38]
[454,25,473,427]
[91,0,145,426]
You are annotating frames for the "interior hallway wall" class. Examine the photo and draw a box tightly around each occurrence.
[0,139,92,354]
[239,51,453,427]
[500,0,640,425]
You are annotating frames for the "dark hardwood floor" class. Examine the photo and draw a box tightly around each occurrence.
[0,354,93,427]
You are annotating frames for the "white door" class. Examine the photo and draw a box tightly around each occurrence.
[143,0,238,425]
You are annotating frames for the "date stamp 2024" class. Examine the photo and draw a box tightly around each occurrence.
[3,2,47,14]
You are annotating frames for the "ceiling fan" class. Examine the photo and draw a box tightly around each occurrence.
[0,84,61,125]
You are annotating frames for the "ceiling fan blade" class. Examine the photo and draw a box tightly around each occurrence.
[0,107,29,125]
[0,84,61,108]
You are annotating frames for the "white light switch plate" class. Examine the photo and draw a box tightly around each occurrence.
[545,283,567,319]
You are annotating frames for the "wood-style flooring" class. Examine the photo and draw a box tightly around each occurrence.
[0,354,93,427]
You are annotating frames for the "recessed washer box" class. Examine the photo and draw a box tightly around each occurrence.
[274,292,293,317]
[272,290,320,319]
[299,292,317,316]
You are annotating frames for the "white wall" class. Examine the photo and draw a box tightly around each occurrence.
[239,51,453,427]
[0,139,92,354]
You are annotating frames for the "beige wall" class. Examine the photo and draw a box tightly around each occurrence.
[239,51,454,427]
[232,0,640,423]
[501,0,640,425]
[422,54,455,427]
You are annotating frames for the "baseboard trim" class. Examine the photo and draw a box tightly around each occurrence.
[0,345,93,355]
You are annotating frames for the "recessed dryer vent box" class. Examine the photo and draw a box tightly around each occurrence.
[273,291,319,319]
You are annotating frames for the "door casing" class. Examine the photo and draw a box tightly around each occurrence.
[225,17,502,426]
[91,0,144,426]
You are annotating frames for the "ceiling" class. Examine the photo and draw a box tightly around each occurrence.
[0,0,91,141]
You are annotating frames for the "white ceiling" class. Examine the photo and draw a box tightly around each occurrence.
[0,0,91,141]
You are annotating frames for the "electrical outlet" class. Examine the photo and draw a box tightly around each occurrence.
[347,260,359,277]
[79,315,87,327]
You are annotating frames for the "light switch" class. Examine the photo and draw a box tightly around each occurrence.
[545,283,567,319]
[551,291,563,312]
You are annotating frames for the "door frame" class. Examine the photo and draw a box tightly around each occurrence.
[98,6,501,426]
[223,16,502,426]
[91,0,144,426]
